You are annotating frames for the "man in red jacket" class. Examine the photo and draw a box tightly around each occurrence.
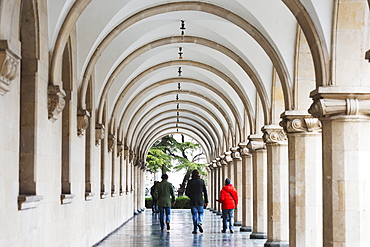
[218,178,238,233]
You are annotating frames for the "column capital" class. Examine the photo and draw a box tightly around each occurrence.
[48,85,66,122]
[0,40,20,96]
[224,151,233,163]
[108,134,116,153]
[280,111,321,134]
[261,125,287,145]
[207,163,214,170]
[238,142,251,156]
[247,135,266,151]
[309,87,370,118]
[95,123,105,146]
[77,109,90,137]
[214,159,222,167]
[230,147,242,160]
[117,141,123,157]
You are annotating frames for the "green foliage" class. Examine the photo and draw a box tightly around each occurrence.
[145,197,153,208]
[145,196,190,209]
[172,196,190,209]
[146,134,206,176]
[146,147,172,174]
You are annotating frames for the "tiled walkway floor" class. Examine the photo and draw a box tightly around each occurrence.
[97,209,266,247]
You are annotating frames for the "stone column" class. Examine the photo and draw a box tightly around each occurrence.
[231,147,242,226]
[248,136,267,239]
[216,158,223,214]
[211,161,217,211]
[281,112,322,247]
[262,126,289,247]
[225,151,234,183]
[309,91,370,246]
[207,164,213,210]
[133,164,138,215]
[220,155,228,184]
[239,142,253,232]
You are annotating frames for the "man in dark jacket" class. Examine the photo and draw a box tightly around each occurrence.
[150,181,159,213]
[185,169,209,234]
[218,178,238,233]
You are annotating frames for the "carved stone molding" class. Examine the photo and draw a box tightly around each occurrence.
[224,151,233,163]
[129,151,135,163]
[48,85,66,122]
[124,146,129,159]
[215,158,222,167]
[95,124,105,146]
[280,112,321,133]
[208,163,214,170]
[108,134,116,153]
[100,192,108,199]
[77,109,90,137]
[18,195,43,210]
[117,141,123,157]
[309,87,370,118]
[230,147,242,160]
[261,125,287,145]
[61,193,75,205]
[85,192,95,201]
[238,142,250,156]
[211,160,218,168]
[0,43,19,95]
[247,135,265,151]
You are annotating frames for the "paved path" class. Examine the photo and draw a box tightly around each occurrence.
[97,209,266,247]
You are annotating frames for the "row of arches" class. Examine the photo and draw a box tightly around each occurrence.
[1,0,370,246]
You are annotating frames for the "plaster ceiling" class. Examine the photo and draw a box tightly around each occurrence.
[47,0,333,162]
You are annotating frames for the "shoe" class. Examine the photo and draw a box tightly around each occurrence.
[230,229,234,233]
[166,221,170,230]
[221,230,226,233]
[198,223,203,233]
[192,231,197,234]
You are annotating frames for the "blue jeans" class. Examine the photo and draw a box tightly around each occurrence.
[159,207,171,230]
[190,205,204,232]
[152,199,158,212]
[222,209,235,231]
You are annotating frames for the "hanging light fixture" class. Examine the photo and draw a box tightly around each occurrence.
[178,67,182,76]
[178,47,183,59]
[180,20,186,36]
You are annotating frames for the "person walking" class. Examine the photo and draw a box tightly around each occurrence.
[150,181,159,213]
[218,178,238,233]
[153,174,176,231]
[185,169,209,234]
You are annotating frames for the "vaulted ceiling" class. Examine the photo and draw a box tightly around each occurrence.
[48,0,333,162]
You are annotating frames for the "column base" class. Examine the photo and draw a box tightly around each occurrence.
[234,221,242,226]
[240,226,252,232]
[264,241,289,247]
[250,232,267,239]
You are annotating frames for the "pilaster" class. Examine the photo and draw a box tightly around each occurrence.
[309,88,370,246]
[231,147,242,226]
[281,111,322,247]
[248,135,267,239]
[239,142,253,232]
[261,126,289,247]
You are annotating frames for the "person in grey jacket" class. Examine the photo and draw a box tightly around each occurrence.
[185,169,209,234]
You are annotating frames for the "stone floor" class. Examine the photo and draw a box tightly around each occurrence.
[96,209,266,247]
